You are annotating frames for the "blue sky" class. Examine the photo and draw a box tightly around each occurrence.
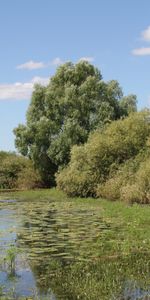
[1,0,150,151]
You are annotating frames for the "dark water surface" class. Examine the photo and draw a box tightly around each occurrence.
[0,197,150,299]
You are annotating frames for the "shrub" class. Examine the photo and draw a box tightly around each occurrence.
[0,152,42,190]
[56,111,150,197]
[121,158,150,204]
[16,162,42,190]
[56,145,96,197]
[96,149,149,200]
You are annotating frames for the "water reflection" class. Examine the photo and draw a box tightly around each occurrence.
[117,280,150,300]
[0,198,150,299]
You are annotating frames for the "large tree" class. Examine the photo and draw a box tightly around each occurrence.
[14,61,137,186]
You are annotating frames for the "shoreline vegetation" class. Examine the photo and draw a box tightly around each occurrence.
[0,189,150,299]
[1,61,150,298]
[0,62,149,204]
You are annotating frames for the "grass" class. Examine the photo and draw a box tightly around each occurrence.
[1,188,150,258]
[1,188,150,299]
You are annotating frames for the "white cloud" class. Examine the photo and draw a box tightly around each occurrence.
[132,26,150,56]
[17,58,64,70]
[79,57,94,62]
[142,26,150,42]
[132,47,150,56]
[0,77,49,100]
[17,60,46,70]
[51,57,64,66]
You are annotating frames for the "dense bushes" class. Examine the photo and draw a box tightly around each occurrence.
[96,150,150,202]
[0,152,42,189]
[56,111,150,202]
[121,158,150,204]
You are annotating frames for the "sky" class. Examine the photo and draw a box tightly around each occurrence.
[1,0,150,151]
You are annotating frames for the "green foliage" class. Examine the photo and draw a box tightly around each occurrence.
[14,61,135,186]
[0,151,42,190]
[16,163,42,190]
[96,149,149,200]
[4,246,19,274]
[121,158,150,204]
[56,145,96,197]
[119,94,137,115]
[57,111,150,198]
[0,152,25,189]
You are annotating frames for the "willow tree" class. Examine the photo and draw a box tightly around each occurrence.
[14,61,137,186]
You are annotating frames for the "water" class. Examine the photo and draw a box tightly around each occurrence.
[0,196,150,299]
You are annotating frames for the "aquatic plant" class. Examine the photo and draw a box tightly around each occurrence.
[4,246,19,275]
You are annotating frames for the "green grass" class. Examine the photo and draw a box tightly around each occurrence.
[1,188,150,257]
[1,188,150,299]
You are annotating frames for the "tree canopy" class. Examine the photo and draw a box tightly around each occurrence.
[14,61,137,186]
